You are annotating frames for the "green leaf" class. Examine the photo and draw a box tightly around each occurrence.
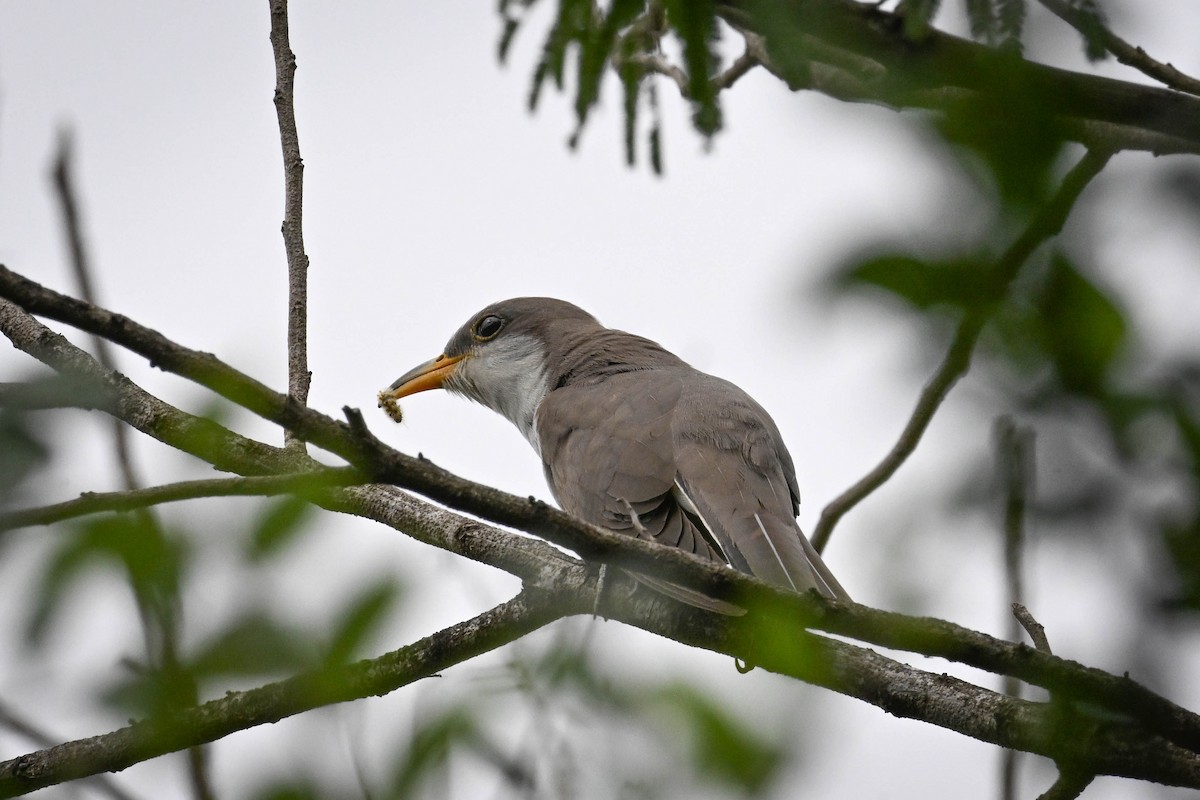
[385,707,477,800]
[252,783,322,800]
[933,60,1067,209]
[664,0,722,137]
[1070,0,1110,61]
[837,252,999,313]
[1034,254,1126,395]
[964,0,996,43]
[103,660,198,719]
[901,0,943,42]
[189,613,314,678]
[996,0,1026,50]
[0,409,49,505]
[27,513,186,646]
[247,494,316,561]
[324,580,401,667]
[655,685,785,794]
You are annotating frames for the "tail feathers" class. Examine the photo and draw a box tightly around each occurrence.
[627,571,746,616]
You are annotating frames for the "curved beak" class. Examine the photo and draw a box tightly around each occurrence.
[382,353,466,399]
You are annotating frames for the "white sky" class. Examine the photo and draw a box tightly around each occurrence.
[1,2,1199,798]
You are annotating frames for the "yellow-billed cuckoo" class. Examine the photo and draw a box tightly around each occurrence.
[381,298,849,610]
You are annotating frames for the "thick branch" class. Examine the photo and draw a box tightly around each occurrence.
[616,595,1200,788]
[719,0,1200,156]
[4,569,1199,795]
[811,149,1110,552]
[0,590,564,798]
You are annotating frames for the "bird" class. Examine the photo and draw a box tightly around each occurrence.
[380,297,849,611]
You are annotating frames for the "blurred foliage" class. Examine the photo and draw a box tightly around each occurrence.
[495,0,1114,172]
[831,76,1200,613]
[26,513,186,649]
[0,409,49,509]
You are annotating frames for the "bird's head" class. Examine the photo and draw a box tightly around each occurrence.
[381,297,598,445]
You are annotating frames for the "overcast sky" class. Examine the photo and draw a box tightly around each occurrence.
[2,2,1199,798]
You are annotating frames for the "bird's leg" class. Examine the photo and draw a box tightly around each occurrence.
[592,564,608,619]
[620,498,647,536]
[588,498,647,620]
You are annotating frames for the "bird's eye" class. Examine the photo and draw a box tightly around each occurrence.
[473,314,504,341]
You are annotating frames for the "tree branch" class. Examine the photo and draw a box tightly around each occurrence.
[0,469,361,532]
[1035,0,1200,98]
[3,567,1199,796]
[719,0,1200,156]
[615,594,1200,788]
[268,0,312,439]
[0,590,566,798]
[811,148,1111,553]
[0,701,142,800]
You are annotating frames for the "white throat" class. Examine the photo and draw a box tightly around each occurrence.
[446,334,551,454]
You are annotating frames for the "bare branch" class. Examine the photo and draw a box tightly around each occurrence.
[626,53,688,93]
[1013,603,1053,654]
[0,469,361,532]
[812,149,1111,553]
[714,35,763,91]
[269,0,312,442]
[0,590,565,798]
[1036,0,1200,98]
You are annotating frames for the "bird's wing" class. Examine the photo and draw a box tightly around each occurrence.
[536,368,848,605]
[535,371,726,563]
[671,373,851,601]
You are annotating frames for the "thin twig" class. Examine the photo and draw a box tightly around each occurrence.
[811,148,1112,553]
[269,0,312,444]
[1036,0,1200,98]
[52,132,140,491]
[1036,769,1094,800]
[51,133,215,800]
[0,469,361,532]
[1013,603,1052,654]
[996,417,1035,800]
[623,31,760,98]
[714,36,762,91]
[626,53,688,93]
